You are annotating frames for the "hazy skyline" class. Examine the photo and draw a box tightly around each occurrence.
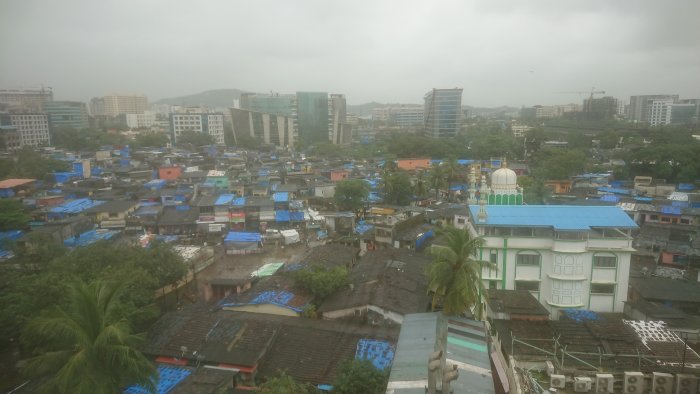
[1,0,699,107]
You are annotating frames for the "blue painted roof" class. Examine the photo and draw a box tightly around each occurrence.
[232,197,246,206]
[64,229,117,247]
[290,211,305,221]
[273,192,289,202]
[468,205,638,230]
[224,232,261,243]
[597,186,633,196]
[215,194,235,206]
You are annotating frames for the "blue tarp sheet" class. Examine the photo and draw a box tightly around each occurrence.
[53,172,82,183]
[634,196,653,202]
[275,210,291,222]
[368,192,382,202]
[355,224,374,235]
[215,194,235,206]
[64,230,117,247]
[678,183,695,191]
[224,232,261,243]
[49,198,105,215]
[457,159,475,165]
[290,211,304,221]
[597,186,633,195]
[232,197,246,206]
[144,179,167,190]
[355,339,395,370]
[600,194,620,202]
[124,365,191,394]
[273,192,289,203]
[416,229,434,249]
[661,206,682,215]
[563,309,601,323]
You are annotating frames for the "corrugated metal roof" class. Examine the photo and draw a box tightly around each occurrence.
[469,205,638,230]
[273,192,289,202]
[0,178,35,188]
[224,232,261,243]
[214,193,235,206]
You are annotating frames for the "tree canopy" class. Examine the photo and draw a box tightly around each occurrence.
[21,280,156,394]
[259,370,317,393]
[0,199,31,231]
[385,171,413,205]
[177,130,213,146]
[332,359,389,394]
[291,266,348,302]
[132,131,169,148]
[334,179,369,211]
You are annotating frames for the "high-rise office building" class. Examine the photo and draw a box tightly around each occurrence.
[169,109,225,145]
[629,95,679,123]
[90,94,148,117]
[239,93,295,116]
[424,88,463,138]
[0,87,53,112]
[230,108,296,148]
[121,112,157,129]
[43,101,89,130]
[295,92,331,145]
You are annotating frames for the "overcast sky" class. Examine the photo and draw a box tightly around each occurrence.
[1,0,699,107]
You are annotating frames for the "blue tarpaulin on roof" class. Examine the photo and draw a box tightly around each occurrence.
[355,339,395,370]
[275,210,290,222]
[144,179,167,190]
[610,180,624,188]
[678,183,695,191]
[53,172,82,184]
[368,192,382,202]
[634,196,653,202]
[224,232,261,243]
[273,192,289,203]
[600,194,620,202]
[671,201,688,208]
[124,365,191,394]
[258,169,269,177]
[355,224,374,235]
[64,230,117,247]
[661,206,682,215]
[450,184,467,191]
[232,197,246,206]
[290,211,305,221]
[175,205,190,211]
[457,159,475,165]
[416,229,434,250]
[49,198,105,215]
[597,186,633,195]
[563,309,601,323]
[215,194,235,206]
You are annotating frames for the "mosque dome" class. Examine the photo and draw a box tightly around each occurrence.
[491,166,517,190]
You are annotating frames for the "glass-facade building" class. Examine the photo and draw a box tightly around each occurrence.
[295,92,330,145]
[239,93,295,116]
[42,101,89,130]
[424,88,463,138]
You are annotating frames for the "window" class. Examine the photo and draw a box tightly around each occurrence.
[650,214,659,220]
[515,280,540,291]
[590,283,615,294]
[457,218,465,224]
[593,255,617,268]
[516,253,540,266]
[489,250,498,264]
[489,281,497,290]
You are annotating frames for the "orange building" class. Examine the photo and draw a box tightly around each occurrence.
[397,158,431,171]
[330,170,349,182]
[158,166,182,181]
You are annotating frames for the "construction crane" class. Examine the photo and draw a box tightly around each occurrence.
[553,87,605,112]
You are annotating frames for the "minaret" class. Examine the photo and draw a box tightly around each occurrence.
[479,174,489,221]
[467,167,477,205]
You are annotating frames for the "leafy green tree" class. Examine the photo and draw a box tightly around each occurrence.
[386,172,413,205]
[259,370,317,393]
[291,266,348,301]
[133,131,169,148]
[334,179,369,211]
[0,158,13,179]
[427,226,490,316]
[332,359,388,394]
[177,130,213,146]
[11,147,69,179]
[21,280,156,394]
[0,199,30,231]
[530,148,587,180]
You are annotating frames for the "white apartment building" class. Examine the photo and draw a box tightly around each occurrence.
[466,205,637,319]
[124,111,156,129]
[648,99,674,126]
[510,124,532,137]
[169,112,225,145]
[9,113,51,147]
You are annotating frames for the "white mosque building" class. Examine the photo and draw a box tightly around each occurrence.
[467,160,524,206]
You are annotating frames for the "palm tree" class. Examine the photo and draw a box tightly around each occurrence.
[413,170,427,199]
[22,280,156,394]
[426,226,492,317]
[428,164,445,201]
[443,156,459,201]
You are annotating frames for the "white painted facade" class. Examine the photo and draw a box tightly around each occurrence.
[468,218,634,320]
